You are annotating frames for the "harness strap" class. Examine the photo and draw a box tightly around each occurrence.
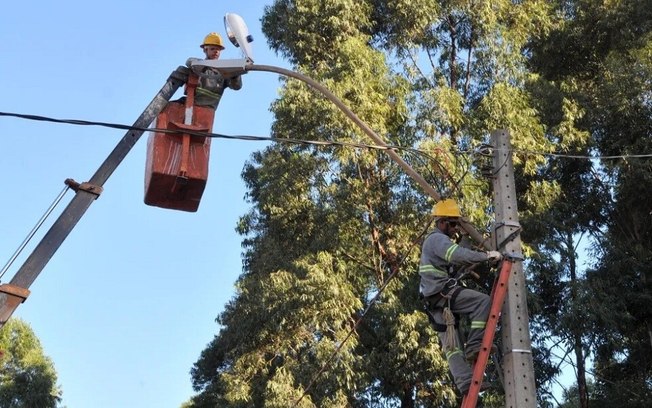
[423,304,448,332]
[448,286,464,309]
[421,286,466,333]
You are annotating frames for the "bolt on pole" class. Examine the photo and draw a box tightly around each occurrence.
[491,129,537,407]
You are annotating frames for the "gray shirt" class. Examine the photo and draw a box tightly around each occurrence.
[419,228,488,297]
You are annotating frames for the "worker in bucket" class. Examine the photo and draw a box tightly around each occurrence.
[182,32,242,109]
[419,198,502,395]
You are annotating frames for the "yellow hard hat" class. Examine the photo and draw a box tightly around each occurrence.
[432,199,462,218]
[201,32,225,49]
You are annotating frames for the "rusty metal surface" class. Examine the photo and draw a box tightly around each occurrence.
[64,179,104,197]
[143,102,214,212]
[0,284,31,325]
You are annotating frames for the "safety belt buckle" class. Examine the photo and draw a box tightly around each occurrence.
[444,278,458,290]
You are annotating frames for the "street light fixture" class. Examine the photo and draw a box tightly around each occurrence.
[224,12,254,62]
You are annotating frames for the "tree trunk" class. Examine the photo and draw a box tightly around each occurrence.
[400,383,415,408]
[567,232,589,408]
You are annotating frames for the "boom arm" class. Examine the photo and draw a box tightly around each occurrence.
[0,67,189,329]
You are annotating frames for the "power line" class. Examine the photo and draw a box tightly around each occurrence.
[2,111,651,161]
[510,148,652,160]
[0,111,428,157]
[0,110,458,198]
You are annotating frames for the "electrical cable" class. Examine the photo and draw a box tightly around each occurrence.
[509,148,652,161]
[2,111,649,161]
[0,110,468,200]
[0,111,437,163]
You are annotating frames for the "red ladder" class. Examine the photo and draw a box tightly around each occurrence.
[461,258,513,408]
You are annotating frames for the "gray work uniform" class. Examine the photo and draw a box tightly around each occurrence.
[186,58,242,109]
[419,227,491,393]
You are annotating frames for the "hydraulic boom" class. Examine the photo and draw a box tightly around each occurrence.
[0,67,189,329]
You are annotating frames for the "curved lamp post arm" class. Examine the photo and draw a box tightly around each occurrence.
[247,64,440,200]
[245,64,487,248]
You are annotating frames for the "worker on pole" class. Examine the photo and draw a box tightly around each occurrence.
[181,32,243,109]
[419,199,502,395]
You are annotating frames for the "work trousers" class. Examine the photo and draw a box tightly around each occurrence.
[427,287,491,392]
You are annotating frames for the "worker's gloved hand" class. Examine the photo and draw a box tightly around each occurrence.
[486,250,503,262]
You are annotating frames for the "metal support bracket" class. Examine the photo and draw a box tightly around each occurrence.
[492,220,523,252]
[494,220,522,230]
[191,58,250,77]
[506,251,525,261]
[0,284,30,325]
[65,178,103,198]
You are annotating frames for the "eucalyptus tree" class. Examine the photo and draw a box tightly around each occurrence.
[187,1,586,406]
[578,3,652,404]
[527,0,652,405]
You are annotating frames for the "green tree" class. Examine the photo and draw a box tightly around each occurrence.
[0,318,62,408]
[558,380,596,408]
[527,0,652,405]
[583,28,652,408]
[187,0,592,406]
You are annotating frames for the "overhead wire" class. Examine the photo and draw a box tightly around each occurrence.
[449,150,474,192]
[2,111,650,162]
[511,148,652,160]
[0,110,465,199]
[6,110,650,228]
[399,147,459,198]
[0,111,438,164]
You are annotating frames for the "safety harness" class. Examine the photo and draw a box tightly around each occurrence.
[422,278,464,331]
[421,268,475,352]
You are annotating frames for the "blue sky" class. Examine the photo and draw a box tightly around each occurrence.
[1,1,285,407]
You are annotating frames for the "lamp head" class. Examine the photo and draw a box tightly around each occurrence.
[224,13,254,63]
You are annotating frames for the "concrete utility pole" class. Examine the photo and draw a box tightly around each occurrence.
[491,129,537,407]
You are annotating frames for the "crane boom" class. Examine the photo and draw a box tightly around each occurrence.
[0,67,189,329]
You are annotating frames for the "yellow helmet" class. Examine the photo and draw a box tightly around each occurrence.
[201,32,225,49]
[432,199,462,218]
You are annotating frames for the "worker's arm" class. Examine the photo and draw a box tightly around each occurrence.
[226,75,242,90]
[186,57,201,68]
[448,244,489,265]
[430,233,488,265]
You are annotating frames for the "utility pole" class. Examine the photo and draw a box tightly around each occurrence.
[491,129,537,407]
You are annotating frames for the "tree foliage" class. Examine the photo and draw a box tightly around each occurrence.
[186,0,651,406]
[527,0,652,405]
[0,318,62,408]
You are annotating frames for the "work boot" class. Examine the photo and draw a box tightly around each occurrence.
[465,344,498,364]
